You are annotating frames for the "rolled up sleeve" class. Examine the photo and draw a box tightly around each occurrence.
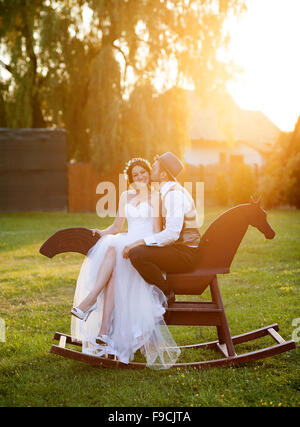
[144,191,186,246]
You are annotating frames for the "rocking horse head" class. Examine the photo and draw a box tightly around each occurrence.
[248,196,275,239]
[195,196,275,273]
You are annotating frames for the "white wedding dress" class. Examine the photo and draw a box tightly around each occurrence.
[71,198,180,369]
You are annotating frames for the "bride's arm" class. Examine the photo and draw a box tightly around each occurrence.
[122,190,162,258]
[92,192,127,237]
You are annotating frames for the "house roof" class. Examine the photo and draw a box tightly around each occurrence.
[187,91,281,152]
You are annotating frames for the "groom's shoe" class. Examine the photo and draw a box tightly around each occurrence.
[166,290,175,305]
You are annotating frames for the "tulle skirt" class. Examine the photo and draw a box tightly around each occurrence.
[71,233,180,369]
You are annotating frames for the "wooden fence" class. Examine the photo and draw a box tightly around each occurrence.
[0,128,67,212]
[68,162,104,213]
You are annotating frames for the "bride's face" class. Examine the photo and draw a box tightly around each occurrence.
[131,165,150,185]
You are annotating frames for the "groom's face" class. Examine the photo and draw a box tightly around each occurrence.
[150,160,161,182]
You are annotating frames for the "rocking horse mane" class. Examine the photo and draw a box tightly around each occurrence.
[195,203,252,274]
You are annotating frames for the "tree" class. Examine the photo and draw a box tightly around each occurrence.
[121,85,190,164]
[0,0,66,127]
[85,44,123,173]
[213,172,230,205]
[286,152,300,208]
[84,0,246,170]
[0,0,247,173]
[260,116,300,208]
[231,163,256,204]
[0,0,95,160]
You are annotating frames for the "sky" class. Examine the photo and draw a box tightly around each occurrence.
[1,0,299,133]
[221,0,300,132]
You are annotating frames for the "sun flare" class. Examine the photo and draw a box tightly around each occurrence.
[221,0,300,132]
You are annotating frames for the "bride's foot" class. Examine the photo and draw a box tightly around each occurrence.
[70,302,97,321]
[96,334,111,346]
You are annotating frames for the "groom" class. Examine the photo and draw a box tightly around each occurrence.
[125,152,201,304]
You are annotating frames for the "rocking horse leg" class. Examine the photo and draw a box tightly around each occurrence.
[210,277,236,358]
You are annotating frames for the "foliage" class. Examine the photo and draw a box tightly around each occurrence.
[231,163,256,204]
[0,0,96,160]
[213,172,230,205]
[212,163,258,206]
[286,152,300,208]
[0,0,247,172]
[259,116,300,209]
[85,44,123,172]
[121,85,190,165]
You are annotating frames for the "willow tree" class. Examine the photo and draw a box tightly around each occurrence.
[0,0,247,172]
[121,84,190,163]
[84,0,247,171]
[0,0,95,159]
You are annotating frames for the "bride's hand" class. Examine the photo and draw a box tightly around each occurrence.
[123,240,145,259]
[91,229,102,237]
[123,243,138,258]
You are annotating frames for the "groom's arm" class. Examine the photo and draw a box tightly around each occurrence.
[144,190,186,247]
[123,191,186,258]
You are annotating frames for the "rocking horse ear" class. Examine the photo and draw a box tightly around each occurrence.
[255,195,262,206]
[250,195,262,206]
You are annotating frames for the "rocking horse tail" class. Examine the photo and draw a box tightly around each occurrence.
[39,227,100,258]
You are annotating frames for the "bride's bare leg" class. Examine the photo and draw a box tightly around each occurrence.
[77,246,116,312]
[98,271,115,335]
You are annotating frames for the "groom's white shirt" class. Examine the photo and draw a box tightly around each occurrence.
[144,181,193,247]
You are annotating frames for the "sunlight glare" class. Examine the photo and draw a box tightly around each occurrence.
[220,0,300,131]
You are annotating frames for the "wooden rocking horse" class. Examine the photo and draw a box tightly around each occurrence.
[40,197,296,369]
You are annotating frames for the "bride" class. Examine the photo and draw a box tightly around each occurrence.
[70,158,180,369]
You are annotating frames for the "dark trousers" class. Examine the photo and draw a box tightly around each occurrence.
[129,244,198,294]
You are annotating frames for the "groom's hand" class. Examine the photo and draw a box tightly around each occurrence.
[122,245,131,259]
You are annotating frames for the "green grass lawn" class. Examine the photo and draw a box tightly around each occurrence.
[0,207,300,407]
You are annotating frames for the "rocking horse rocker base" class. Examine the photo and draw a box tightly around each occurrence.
[40,200,296,369]
[48,276,295,370]
[49,323,295,370]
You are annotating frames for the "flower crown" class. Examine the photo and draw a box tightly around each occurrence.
[123,157,151,180]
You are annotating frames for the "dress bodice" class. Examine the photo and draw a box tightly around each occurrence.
[125,201,154,240]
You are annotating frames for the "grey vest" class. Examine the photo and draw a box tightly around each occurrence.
[161,183,201,247]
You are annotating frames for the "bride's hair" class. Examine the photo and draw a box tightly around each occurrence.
[123,157,151,184]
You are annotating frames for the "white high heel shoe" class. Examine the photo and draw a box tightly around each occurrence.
[95,334,112,346]
[70,302,97,321]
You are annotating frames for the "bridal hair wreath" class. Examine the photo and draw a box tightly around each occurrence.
[123,157,152,181]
